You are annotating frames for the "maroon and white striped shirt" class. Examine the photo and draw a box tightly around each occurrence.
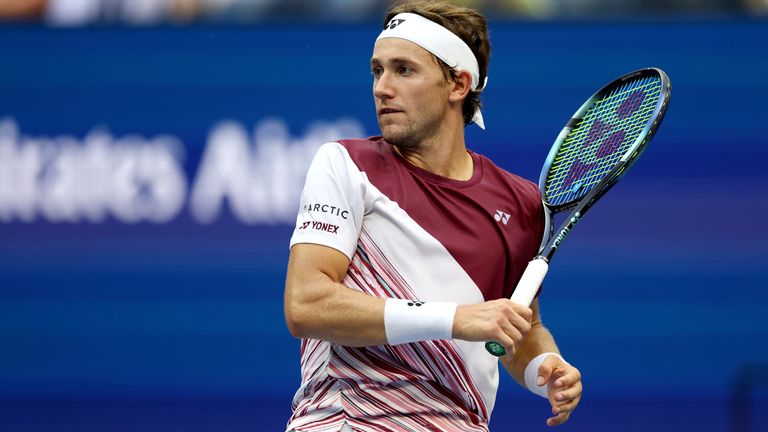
[288,138,543,432]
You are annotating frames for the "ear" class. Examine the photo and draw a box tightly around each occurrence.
[448,70,473,104]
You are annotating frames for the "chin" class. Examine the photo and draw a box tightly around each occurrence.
[383,132,417,150]
[379,123,418,149]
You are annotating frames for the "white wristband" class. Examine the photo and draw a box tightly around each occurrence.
[384,299,457,345]
[524,352,567,398]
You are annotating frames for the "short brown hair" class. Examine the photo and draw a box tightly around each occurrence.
[383,1,490,127]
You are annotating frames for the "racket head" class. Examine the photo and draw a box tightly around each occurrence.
[539,68,671,211]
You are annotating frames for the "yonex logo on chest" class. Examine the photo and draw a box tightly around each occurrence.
[494,210,510,225]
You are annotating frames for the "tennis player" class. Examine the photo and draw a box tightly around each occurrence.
[284,1,582,430]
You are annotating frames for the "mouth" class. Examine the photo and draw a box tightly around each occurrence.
[378,107,403,116]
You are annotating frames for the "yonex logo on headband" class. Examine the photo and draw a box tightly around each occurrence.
[386,18,405,30]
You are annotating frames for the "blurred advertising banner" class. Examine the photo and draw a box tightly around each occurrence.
[0,116,363,225]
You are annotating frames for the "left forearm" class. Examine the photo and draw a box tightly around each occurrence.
[504,320,559,386]
[499,298,583,426]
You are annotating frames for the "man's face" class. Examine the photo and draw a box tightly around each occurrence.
[371,38,452,149]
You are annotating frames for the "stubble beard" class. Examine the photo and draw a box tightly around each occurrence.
[379,109,443,151]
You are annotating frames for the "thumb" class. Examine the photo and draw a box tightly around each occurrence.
[537,361,553,386]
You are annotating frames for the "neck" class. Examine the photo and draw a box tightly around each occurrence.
[394,116,473,181]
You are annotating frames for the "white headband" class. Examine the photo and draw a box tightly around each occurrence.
[376,12,487,129]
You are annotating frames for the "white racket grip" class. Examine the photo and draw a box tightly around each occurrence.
[509,258,549,307]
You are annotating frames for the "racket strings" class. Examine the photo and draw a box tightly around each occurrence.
[545,76,661,206]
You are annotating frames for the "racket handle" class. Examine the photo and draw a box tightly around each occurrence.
[485,258,549,357]
[510,258,549,306]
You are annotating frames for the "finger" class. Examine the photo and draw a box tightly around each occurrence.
[491,328,517,356]
[554,398,579,413]
[502,316,524,339]
[487,309,520,354]
[546,410,571,427]
[553,386,581,403]
[549,380,580,409]
[499,301,531,333]
[508,308,533,332]
[555,391,581,407]
[552,368,581,388]
[510,303,533,323]
[499,319,523,346]
[549,365,569,386]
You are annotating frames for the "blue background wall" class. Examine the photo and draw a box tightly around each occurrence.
[0,21,766,431]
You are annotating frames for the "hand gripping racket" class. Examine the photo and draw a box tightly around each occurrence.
[486,68,671,356]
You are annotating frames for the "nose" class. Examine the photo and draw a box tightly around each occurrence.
[373,71,394,101]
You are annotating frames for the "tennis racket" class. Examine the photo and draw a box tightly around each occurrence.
[486,67,671,357]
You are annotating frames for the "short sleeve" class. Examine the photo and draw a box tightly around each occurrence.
[289,142,365,260]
